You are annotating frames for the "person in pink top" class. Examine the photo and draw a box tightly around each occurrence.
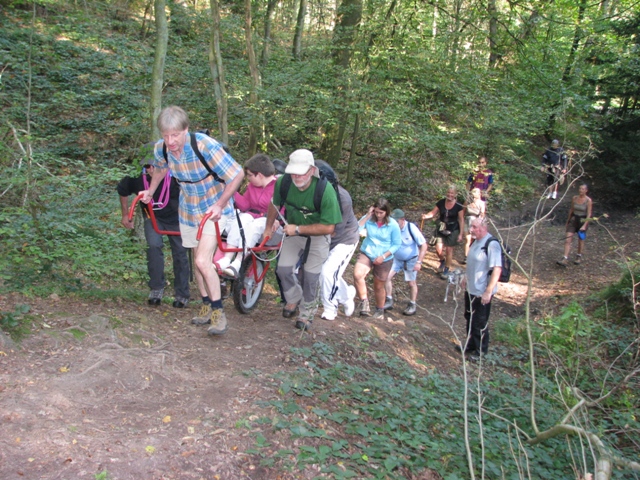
[217,154,278,277]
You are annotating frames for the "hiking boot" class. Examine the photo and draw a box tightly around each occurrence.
[295,319,312,331]
[556,257,569,267]
[148,289,164,306]
[207,308,228,335]
[372,308,385,320]
[295,308,314,330]
[574,255,582,265]
[403,302,416,316]
[359,299,371,317]
[437,260,446,273]
[383,296,394,311]
[172,296,189,309]
[191,304,213,325]
[282,303,299,318]
[343,285,356,317]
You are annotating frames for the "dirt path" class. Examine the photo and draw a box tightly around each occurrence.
[0,191,634,479]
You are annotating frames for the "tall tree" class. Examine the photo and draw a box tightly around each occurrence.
[292,0,307,60]
[320,0,362,166]
[245,0,261,156]
[260,0,278,67]
[488,0,499,67]
[209,0,228,144]
[150,0,168,140]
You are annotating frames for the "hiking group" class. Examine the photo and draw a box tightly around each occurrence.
[119,106,588,360]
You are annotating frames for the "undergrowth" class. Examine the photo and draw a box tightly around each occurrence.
[249,340,602,479]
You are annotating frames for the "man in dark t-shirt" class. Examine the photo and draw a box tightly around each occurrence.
[117,160,190,308]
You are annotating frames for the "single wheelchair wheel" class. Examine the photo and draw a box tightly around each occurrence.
[233,255,266,314]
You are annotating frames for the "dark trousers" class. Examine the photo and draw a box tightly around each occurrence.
[144,217,190,299]
[464,292,491,354]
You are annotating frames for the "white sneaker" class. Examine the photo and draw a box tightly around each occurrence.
[216,257,231,271]
[321,310,337,321]
[547,192,552,199]
[223,258,242,278]
[343,285,357,317]
[551,191,557,199]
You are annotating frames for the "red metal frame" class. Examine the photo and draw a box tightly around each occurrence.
[128,193,180,236]
[197,211,280,284]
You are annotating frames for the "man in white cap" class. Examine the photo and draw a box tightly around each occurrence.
[264,149,342,331]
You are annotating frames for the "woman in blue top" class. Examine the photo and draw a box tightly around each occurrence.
[353,198,402,319]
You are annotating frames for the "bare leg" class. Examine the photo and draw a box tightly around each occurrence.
[563,232,574,258]
[193,233,221,301]
[385,269,398,298]
[464,233,472,257]
[445,246,453,269]
[373,277,386,309]
[194,268,208,298]
[353,262,371,300]
[408,280,418,302]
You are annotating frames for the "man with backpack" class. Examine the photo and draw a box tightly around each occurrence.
[458,217,502,360]
[140,106,244,336]
[117,148,190,309]
[263,149,342,331]
[383,209,427,316]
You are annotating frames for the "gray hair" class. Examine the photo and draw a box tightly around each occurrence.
[157,106,190,133]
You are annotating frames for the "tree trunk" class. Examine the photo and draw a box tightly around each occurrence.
[346,112,360,186]
[260,0,277,67]
[561,0,588,83]
[150,0,168,141]
[292,0,307,60]
[245,0,261,156]
[209,0,228,144]
[320,0,362,166]
[488,0,499,67]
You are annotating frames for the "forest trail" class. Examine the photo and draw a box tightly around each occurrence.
[0,188,635,480]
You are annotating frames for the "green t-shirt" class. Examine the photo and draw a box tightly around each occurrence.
[273,176,342,227]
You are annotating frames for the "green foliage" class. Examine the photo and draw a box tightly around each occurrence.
[252,340,606,478]
[0,156,149,293]
[599,252,640,322]
[0,304,31,340]
[94,470,110,480]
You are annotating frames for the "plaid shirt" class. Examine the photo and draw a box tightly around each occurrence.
[153,132,242,227]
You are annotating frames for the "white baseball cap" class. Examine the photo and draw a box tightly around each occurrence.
[285,149,319,177]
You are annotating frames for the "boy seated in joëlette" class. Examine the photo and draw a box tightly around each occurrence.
[216,154,278,278]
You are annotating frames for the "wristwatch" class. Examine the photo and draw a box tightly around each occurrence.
[295,226,300,236]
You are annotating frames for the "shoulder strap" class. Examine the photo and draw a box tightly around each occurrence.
[279,175,327,214]
[189,133,225,185]
[407,222,417,244]
[313,177,327,213]
[279,174,293,207]
[482,237,499,254]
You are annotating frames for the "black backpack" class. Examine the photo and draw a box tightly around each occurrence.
[278,174,328,215]
[481,237,512,283]
[162,132,226,185]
